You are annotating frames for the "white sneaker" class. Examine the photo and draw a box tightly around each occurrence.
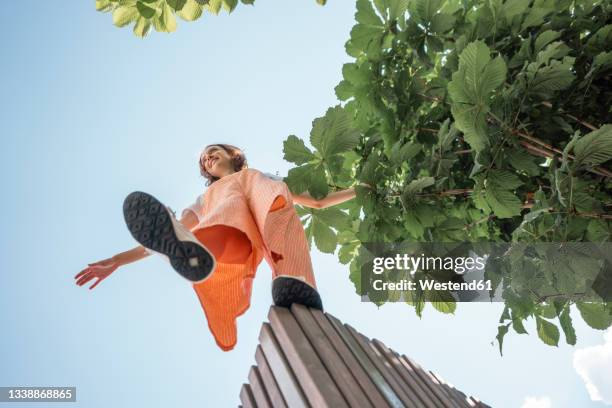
[123,191,216,283]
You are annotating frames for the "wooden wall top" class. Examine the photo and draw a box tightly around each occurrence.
[239,305,491,408]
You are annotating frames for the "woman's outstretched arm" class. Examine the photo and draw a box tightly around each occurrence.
[292,182,372,209]
[74,210,199,290]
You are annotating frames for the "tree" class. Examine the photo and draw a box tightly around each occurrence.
[96,0,612,354]
[95,0,326,37]
[281,0,612,355]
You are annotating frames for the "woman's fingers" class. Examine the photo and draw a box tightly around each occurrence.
[89,277,102,290]
[74,268,89,279]
[75,265,99,281]
[76,261,115,288]
[76,273,95,287]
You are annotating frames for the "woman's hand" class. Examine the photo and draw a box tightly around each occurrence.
[74,257,120,290]
[291,182,374,209]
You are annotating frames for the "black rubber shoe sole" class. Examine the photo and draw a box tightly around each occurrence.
[122,191,215,283]
[272,276,323,311]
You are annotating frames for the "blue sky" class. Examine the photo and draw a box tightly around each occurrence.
[0,1,609,407]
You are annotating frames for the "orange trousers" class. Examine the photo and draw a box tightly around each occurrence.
[189,168,317,351]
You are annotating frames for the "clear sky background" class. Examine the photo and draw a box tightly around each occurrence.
[0,1,610,407]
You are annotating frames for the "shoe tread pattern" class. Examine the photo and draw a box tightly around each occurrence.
[123,191,214,282]
[272,277,323,311]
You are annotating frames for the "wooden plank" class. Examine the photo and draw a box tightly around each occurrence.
[268,306,348,408]
[255,345,288,408]
[471,396,492,408]
[325,313,405,408]
[259,322,309,408]
[291,304,372,408]
[425,369,466,407]
[393,350,451,408]
[247,306,489,408]
[248,365,272,408]
[344,325,420,407]
[372,339,439,408]
[240,384,256,408]
[429,371,471,408]
[400,355,462,408]
[310,309,391,408]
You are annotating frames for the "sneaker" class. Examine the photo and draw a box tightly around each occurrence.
[272,276,323,311]
[122,191,216,283]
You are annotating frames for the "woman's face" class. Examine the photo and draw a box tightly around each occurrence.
[202,145,236,178]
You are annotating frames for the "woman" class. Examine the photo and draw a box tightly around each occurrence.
[74,144,368,351]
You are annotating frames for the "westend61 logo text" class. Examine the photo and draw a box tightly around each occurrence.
[372,253,487,276]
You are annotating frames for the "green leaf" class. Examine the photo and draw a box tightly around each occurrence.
[536,42,571,65]
[502,0,530,21]
[136,0,157,18]
[537,302,557,319]
[534,30,561,53]
[338,241,358,264]
[512,315,528,334]
[96,0,113,12]
[223,0,238,13]
[390,141,421,166]
[310,106,360,159]
[177,0,203,21]
[163,3,177,31]
[559,305,577,345]
[388,0,409,21]
[286,161,328,201]
[593,51,612,71]
[536,316,560,346]
[496,324,509,356]
[404,177,435,196]
[286,163,317,194]
[481,170,523,218]
[342,62,371,86]
[521,7,551,31]
[404,213,425,238]
[500,304,511,322]
[154,3,177,32]
[486,186,522,218]
[133,16,151,37]
[113,5,139,27]
[314,207,351,230]
[347,24,385,56]
[311,217,338,254]
[586,24,612,55]
[507,148,542,176]
[207,0,223,14]
[528,57,576,95]
[448,41,507,152]
[356,0,383,26]
[308,164,329,200]
[283,135,315,165]
[167,0,187,11]
[586,219,611,242]
[428,289,457,314]
[576,302,612,330]
[573,125,612,168]
[430,13,455,34]
[414,0,442,22]
[335,80,354,101]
